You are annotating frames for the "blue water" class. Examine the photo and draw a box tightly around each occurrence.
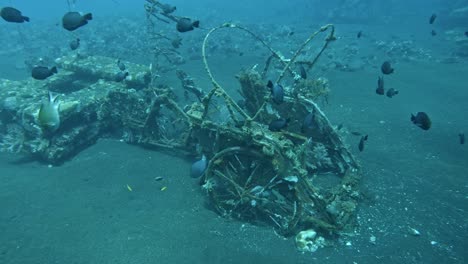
[1,1,467,263]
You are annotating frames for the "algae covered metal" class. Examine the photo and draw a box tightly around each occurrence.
[0,22,361,247]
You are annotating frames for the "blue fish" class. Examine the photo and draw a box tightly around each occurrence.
[267,80,284,104]
[269,118,289,132]
[301,110,316,134]
[190,155,207,178]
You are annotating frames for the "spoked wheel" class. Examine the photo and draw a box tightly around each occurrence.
[203,146,298,230]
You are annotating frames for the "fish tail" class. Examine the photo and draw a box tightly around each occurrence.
[267,80,273,89]
[50,66,58,74]
[23,16,30,22]
[84,13,93,21]
[410,114,415,122]
[192,20,200,28]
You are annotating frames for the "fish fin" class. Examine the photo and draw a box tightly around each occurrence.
[23,16,30,22]
[84,13,93,21]
[48,91,60,103]
[267,80,273,89]
[50,66,58,74]
[192,20,200,28]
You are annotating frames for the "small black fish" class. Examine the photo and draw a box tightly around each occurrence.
[431,30,437,36]
[31,66,57,80]
[381,61,394,74]
[69,38,80,50]
[337,123,343,131]
[301,111,316,134]
[62,12,92,31]
[117,59,126,71]
[459,133,465,145]
[351,131,362,136]
[357,31,362,38]
[358,135,368,152]
[267,80,284,104]
[411,112,431,130]
[0,7,29,23]
[191,155,207,178]
[269,118,289,132]
[239,52,244,56]
[386,88,399,98]
[429,13,437,24]
[465,31,468,37]
[114,71,129,82]
[299,65,307,79]
[288,31,295,36]
[176,18,199,33]
[376,76,385,95]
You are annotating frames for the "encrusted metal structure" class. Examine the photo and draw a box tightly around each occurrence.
[0,22,361,243]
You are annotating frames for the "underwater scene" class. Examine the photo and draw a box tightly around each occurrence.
[0,0,467,263]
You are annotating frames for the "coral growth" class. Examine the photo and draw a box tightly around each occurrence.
[0,123,26,153]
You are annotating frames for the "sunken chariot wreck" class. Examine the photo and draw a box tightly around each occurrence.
[0,3,362,253]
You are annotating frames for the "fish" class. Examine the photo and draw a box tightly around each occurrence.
[381,61,394,74]
[299,65,307,79]
[114,71,129,82]
[176,18,199,33]
[301,111,316,134]
[117,59,126,71]
[411,112,431,130]
[0,7,29,23]
[190,155,207,178]
[160,3,176,14]
[267,80,284,104]
[31,66,57,80]
[69,38,80,50]
[386,88,399,98]
[431,30,437,36]
[357,31,362,38]
[269,118,289,132]
[351,131,362,136]
[62,12,92,31]
[465,32,468,37]
[376,76,384,95]
[358,135,368,152]
[429,13,437,24]
[38,92,60,132]
[459,133,465,145]
[336,123,343,131]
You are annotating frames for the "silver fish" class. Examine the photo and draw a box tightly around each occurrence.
[38,92,60,132]
[190,155,207,178]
